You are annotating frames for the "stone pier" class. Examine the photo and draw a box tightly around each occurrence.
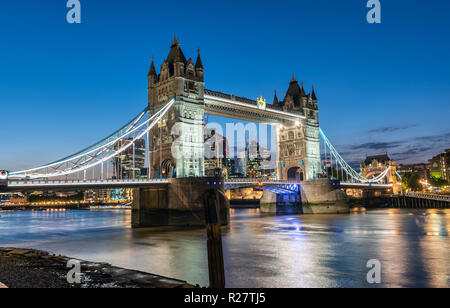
[260,192,302,214]
[132,177,229,228]
[260,179,349,214]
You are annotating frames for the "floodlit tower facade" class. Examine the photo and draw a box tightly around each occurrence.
[148,37,205,178]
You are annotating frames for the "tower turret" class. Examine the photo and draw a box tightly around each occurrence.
[195,48,204,81]
[311,84,317,101]
[148,56,157,86]
[273,89,279,106]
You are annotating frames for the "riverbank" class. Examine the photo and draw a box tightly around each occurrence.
[0,203,132,211]
[0,204,91,211]
[0,248,194,288]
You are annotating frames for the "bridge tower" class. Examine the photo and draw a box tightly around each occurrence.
[148,37,205,178]
[304,85,321,180]
[275,78,321,181]
[389,160,401,194]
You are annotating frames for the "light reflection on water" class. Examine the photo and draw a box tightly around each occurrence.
[0,208,449,288]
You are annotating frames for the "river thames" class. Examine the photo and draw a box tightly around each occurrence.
[0,208,449,288]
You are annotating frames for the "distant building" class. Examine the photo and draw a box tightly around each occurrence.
[360,154,391,170]
[428,149,450,181]
[236,148,247,177]
[110,188,127,201]
[397,163,429,181]
[249,144,275,179]
[84,189,110,202]
[204,128,230,177]
[9,194,28,204]
[359,154,391,183]
[139,168,149,178]
[260,147,275,178]
[113,138,146,179]
[227,159,241,178]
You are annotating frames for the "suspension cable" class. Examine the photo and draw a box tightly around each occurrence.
[10,98,175,179]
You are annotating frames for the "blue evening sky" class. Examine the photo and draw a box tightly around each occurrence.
[1,0,449,170]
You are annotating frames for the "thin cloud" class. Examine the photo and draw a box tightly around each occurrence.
[368,125,417,134]
[352,141,403,150]
[414,132,450,143]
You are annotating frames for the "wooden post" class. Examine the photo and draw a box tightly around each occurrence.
[203,188,226,288]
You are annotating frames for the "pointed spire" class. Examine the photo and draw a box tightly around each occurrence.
[166,36,186,64]
[195,48,203,69]
[148,55,157,77]
[291,73,297,83]
[300,81,306,96]
[171,33,179,47]
[312,84,317,100]
[273,89,279,105]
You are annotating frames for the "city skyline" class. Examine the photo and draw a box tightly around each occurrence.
[1,0,449,171]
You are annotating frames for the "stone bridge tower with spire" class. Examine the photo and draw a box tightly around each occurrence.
[273,76,321,181]
[147,36,205,178]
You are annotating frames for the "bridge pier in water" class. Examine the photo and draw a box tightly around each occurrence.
[132,177,230,228]
[260,179,350,215]
[260,191,303,215]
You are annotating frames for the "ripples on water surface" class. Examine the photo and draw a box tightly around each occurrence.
[0,208,449,288]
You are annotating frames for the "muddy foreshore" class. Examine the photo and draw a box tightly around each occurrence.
[0,248,195,288]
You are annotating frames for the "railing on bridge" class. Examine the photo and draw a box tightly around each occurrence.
[405,192,450,202]
[7,178,169,188]
[390,192,450,209]
[339,182,393,188]
[225,179,300,185]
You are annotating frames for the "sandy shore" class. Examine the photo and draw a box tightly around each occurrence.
[0,248,194,288]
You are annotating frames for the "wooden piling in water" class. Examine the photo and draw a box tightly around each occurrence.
[203,188,226,289]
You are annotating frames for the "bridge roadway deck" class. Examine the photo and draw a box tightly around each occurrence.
[1,178,392,192]
[338,182,393,189]
[3,179,169,191]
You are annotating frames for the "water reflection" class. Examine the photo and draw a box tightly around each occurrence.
[0,208,448,288]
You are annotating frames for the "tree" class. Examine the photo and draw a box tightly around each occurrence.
[401,173,423,192]
[430,176,449,188]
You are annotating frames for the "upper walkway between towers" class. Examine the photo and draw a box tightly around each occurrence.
[204,89,306,124]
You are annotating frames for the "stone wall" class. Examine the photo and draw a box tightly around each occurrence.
[260,179,350,215]
[132,177,229,228]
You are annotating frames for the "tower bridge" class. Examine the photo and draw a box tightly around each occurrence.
[0,37,402,226]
